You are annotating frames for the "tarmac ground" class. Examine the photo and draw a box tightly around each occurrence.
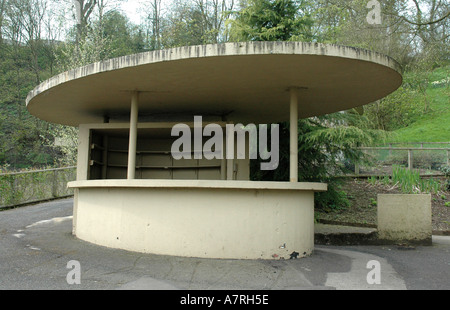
[0,198,449,292]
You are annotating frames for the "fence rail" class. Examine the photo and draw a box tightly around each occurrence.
[0,166,76,209]
[354,143,450,176]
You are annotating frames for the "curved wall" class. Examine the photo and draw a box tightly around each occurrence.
[70,180,326,259]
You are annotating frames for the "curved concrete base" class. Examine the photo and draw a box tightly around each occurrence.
[68,180,327,260]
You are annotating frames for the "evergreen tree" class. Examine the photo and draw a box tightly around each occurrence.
[229,0,313,41]
[231,0,386,209]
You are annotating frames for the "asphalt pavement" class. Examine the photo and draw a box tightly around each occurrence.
[0,198,449,291]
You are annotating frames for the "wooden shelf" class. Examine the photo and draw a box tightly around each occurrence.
[90,143,105,151]
[106,149,219,155]
[107,163,127,168]
[106,164,221,169]
[108,149,128,153]
[89,160,104,166]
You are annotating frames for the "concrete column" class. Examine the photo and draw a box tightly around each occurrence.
[127,91,139,179]
[221,135,226,180]
[226,123,234,180]
[290,88,299,183]
[76,125,91,181]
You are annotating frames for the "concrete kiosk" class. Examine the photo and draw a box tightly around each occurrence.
[26,42,402,259]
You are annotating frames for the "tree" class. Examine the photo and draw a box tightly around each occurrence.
[192,0,235,43]
[306,0,448,118]
[159,1,206,47]
[72,0,97,48]
[100,10,144,57]
[145,0,163,50]
[0,0,6,45]
[228,0,313,41]
[154,0,235,48]
[96,0,124,23]
[231,0,387,209]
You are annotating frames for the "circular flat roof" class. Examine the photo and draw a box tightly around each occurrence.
[26,41,402,126]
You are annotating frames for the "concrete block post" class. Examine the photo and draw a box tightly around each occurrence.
[377,194,432,245]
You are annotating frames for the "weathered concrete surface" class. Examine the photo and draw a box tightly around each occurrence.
[314,223,379,246]
[2,198,450,291]
[377,194,432,245]
[69,180,326,260]
[26,41,402,126]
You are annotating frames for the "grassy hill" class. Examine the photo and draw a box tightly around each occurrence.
[392,66,450,143]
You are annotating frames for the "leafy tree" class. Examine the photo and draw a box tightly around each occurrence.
[72,0,97,45]
[160,1,210,47]
[100,10,146,57]
[364,85,425,131]
[54,24,112,72]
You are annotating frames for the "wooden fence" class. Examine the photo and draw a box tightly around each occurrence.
[354,142,450,176]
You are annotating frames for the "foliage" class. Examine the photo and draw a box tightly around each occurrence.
[363,85,424,131]
[50,11,147,166]
[228,0,313,41]
[251,111,389,209]
[392,65,450,142]
[157,0,234,48]
[54,24,113,72]
[0,167,76,207]
[100,10,146,57]
[229,0,393,210]
[441,166,450,191]
[45,124,79,166]
[160,2,208,47]
[367,165,443,194]
[391,165,442,194]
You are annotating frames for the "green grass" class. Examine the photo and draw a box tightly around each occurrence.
[392,66,450,143]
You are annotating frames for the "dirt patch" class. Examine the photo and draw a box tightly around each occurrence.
[315,178,450,233]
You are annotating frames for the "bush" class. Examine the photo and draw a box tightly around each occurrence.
[413,151,447,170]
[315,179,350,210]
[382,152,408,166]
